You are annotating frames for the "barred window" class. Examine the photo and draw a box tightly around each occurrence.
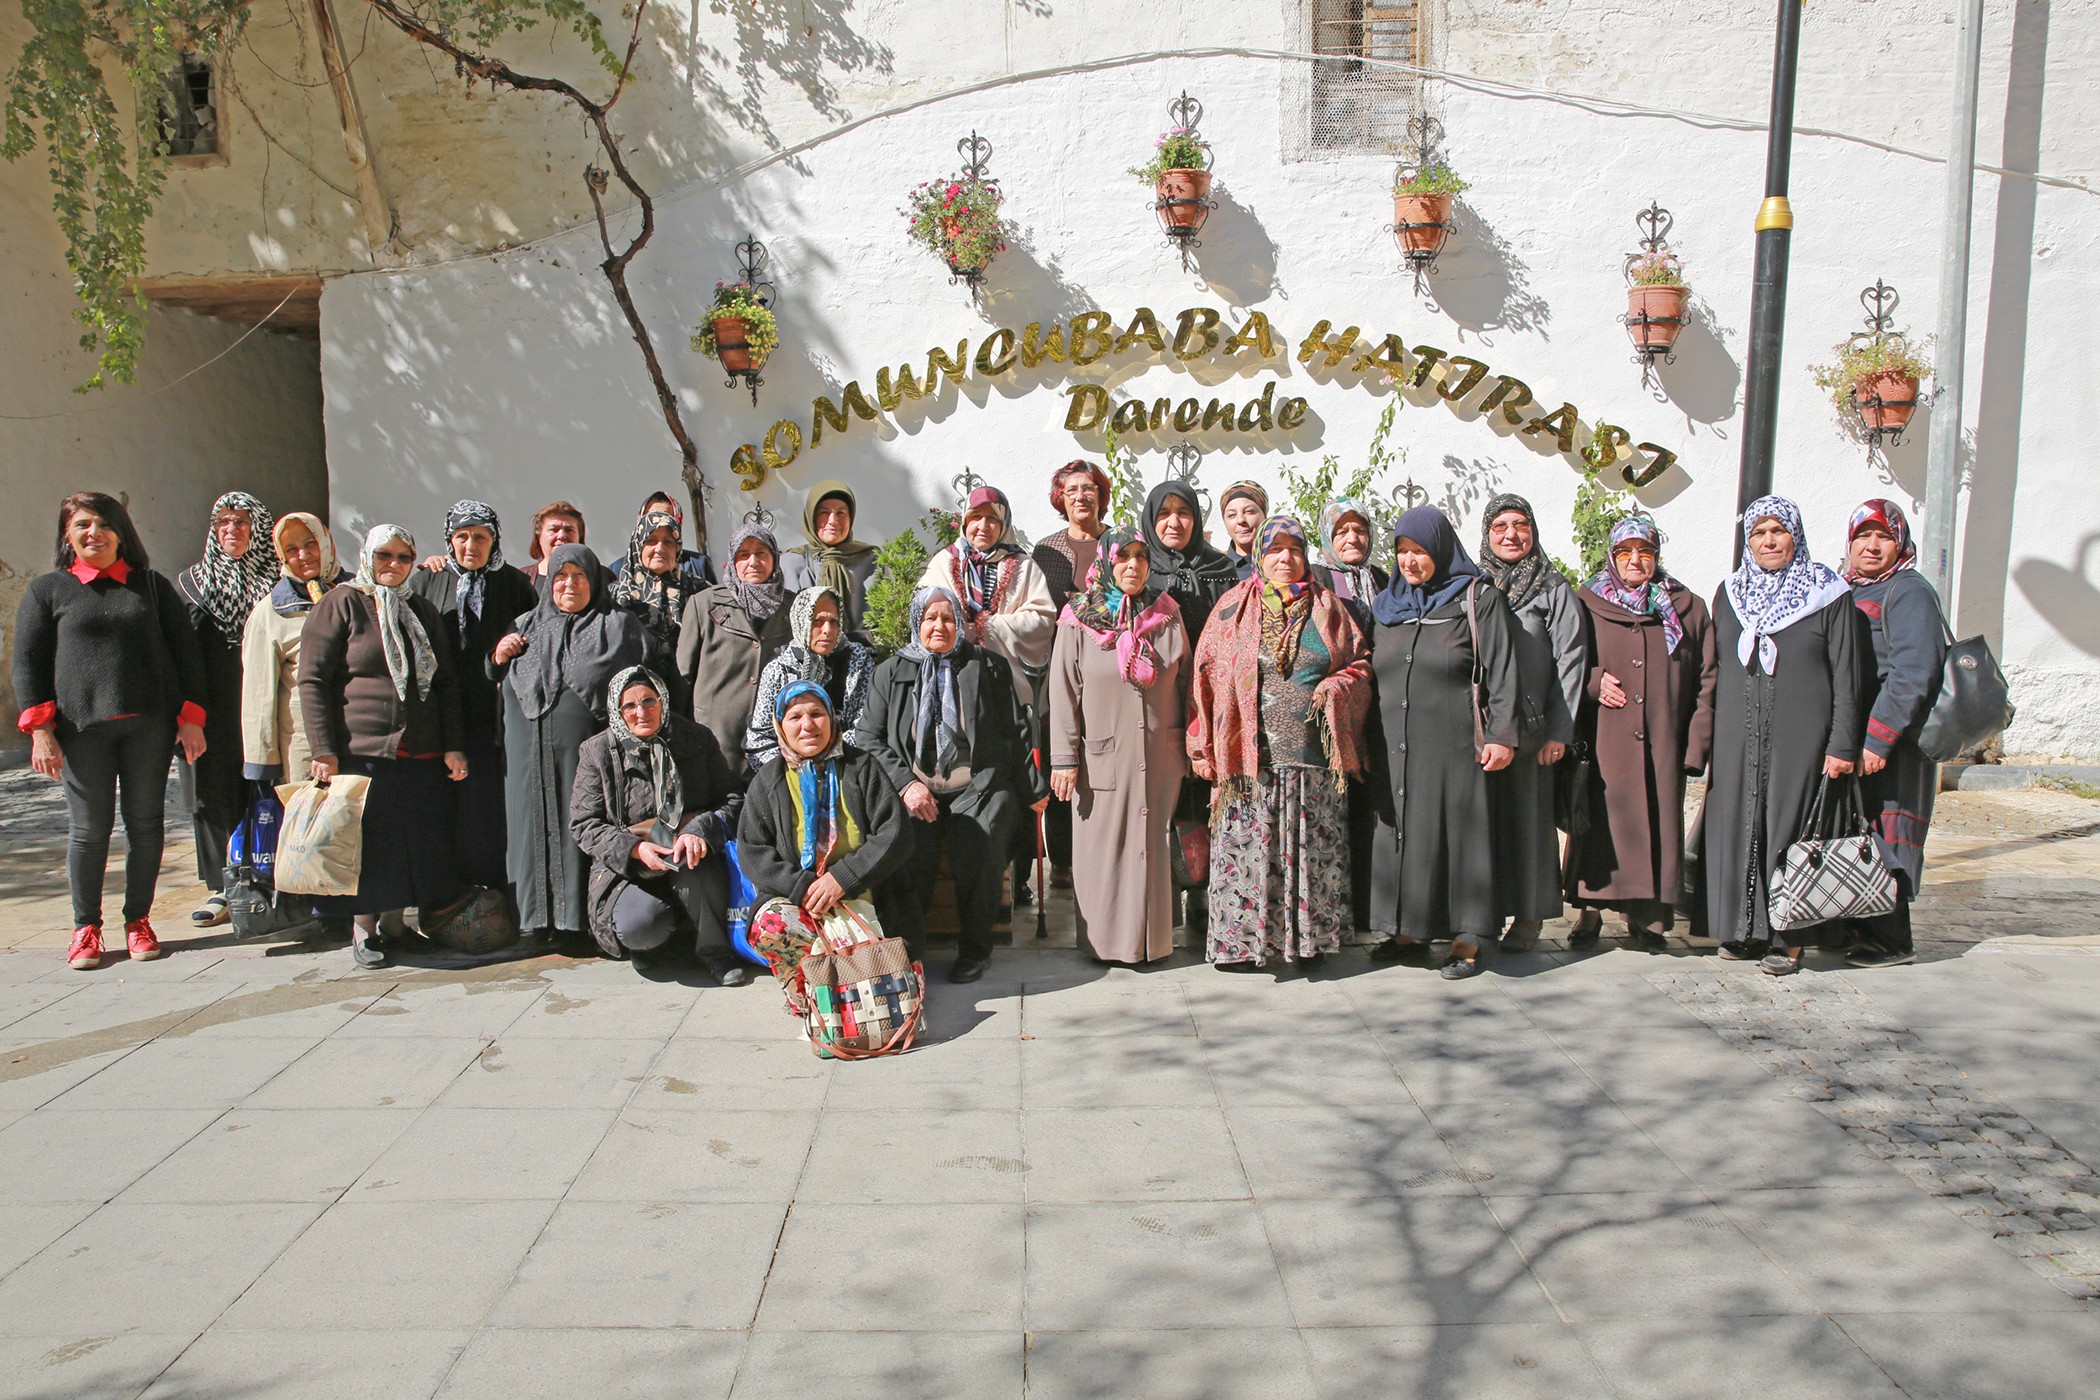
[157,53,220,159]
[1307,1,1430,153]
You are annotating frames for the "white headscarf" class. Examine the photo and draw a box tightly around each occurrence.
[350,524,438,700]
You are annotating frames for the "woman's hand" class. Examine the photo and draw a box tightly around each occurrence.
[420,554,449,573]
[309,755,339,782]
[1823,755,1856,779]
[1050,767,1077,801]
[1189,757,1214,783]
[1598,671,1627,709]
[1537,740,1566,766]
[492,633,527,664]
[671,832,707,866]
[176,722,207,764]
[1860,750,1887,776]
[902,781,939,822]
[802,871,846,918]
[444,751,469,782]
[1479,743,1515,773]
[635,840,673,873]
[29,727,62,781]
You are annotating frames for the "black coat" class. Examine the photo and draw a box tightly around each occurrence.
[737,749,914,905]
[409,563,539,746]
[1703,591,1864,946]
[850,644,1050,817]
[1851,569,1947,894]
[570,714,744,957]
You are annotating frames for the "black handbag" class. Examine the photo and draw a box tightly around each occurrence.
[1553,741,1595,839]
[1916,620,2014,763]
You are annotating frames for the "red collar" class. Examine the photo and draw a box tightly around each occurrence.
[69,557,132,585]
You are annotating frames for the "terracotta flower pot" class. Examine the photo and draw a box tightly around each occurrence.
[1393,193,1452,253]
[1155,169,1213,231]
[713,314,759,373]
[1853,371,1920,431]
[1625,284,1688,351]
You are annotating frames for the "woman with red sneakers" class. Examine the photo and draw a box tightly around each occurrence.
[13,493,210,970]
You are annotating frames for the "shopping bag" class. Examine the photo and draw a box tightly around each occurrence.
[1768,777,1899,932]
[723,838,765,966]
[272,775,371,897]
[224,786,315,938]
[750,899,923,1059]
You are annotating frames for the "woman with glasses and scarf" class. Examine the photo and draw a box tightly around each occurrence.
[1187,517,1370,974]
[916,485,1056,908]
[1367,507,1522,980]
[1838,499,1947,969]
[493,543,654,951]
[1475,493,1588,952]
[1049,526,1190,965]
[299,525,468,967]
[1704,495,1864,976]
[571,665,748,982]
[674,520,793,772]
[1564,516,1717,949]
[853,586,1049,984]
[175,490,279,927]
[409,500,538,889]
[743,586,875,773]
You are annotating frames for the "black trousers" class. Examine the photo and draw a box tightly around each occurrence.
[896,790,1017,962]
[611,861,731,959]
[59,715,176,928]
[178,752,240,893]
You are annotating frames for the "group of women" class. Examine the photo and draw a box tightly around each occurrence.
[15,471,1949,986]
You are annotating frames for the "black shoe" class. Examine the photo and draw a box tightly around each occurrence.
[1716,940,1765,962]
[1369,937,1431,966]
[1439,954,1484,980]
[949,956,989,984]
[1212,959,1263,973]
[1844,947,1916,969]
[351,936,388,969]
[1569,912,1602,950]
[1628,930,1669,953]
[1013,883,1034,907]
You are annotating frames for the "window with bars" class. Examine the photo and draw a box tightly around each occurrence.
[156,53,220,159]
[1307,0,1429,153]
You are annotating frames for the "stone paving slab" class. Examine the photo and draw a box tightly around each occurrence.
[0,771,2097,1395]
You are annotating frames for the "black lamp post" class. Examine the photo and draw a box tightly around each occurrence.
[1735,0,1805,559]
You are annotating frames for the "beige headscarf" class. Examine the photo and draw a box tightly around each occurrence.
[273,512,340,606]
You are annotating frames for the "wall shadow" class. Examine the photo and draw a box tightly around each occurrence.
[1423,198,1552,345]
[2012,535,2100,659]
[1653,296,1743,435]
[1191,179,1283,307]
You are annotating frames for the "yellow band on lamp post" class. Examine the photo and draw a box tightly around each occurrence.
[1755,196,1795,231]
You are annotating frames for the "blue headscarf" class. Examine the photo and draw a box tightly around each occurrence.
[774,679,842,872]
[1370,506,1480,625]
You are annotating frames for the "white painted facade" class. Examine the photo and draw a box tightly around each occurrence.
[5,1,2095,755]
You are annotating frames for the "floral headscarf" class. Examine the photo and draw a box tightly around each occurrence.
[947,485,1023,624]
[182,490,279,640]
[1586,515,1684,654]
[1725,495,1849,674]
[604,664,682,840]
[1317,497,1381,603]
[1477,493,1555,612]
[614,510,706,649]
[1845,498,1918,583]
[440,499,503,640]
[1058,526,1180,688]
[349,524,438,701]
[1255,516,1316,674]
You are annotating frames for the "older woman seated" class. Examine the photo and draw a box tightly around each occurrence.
[569,666,749,984]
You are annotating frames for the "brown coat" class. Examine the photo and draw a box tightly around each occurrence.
[1564,581,1716,907]
[297,586,464,762]
[673,585,792,773]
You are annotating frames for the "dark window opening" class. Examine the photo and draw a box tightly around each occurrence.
[157,54,220,158]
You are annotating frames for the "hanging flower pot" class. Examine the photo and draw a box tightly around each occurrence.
[690,280,779,404]
[1393,193,1452,254]
[1625,284,1688,351]
[1132,114,1214,251]
[712,315,757,372]
[1854,371,1920,432]
[902,143,1012,292]
[1156,168,1213,232]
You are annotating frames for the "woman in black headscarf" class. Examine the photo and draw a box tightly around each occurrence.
[1475,493,1587,952]
[1138,479,1241,935]
[175,490,278,926]
[493,542,653,947]
[571,665,748,982]
[1368,506,1521,980]
[409,500,538,889]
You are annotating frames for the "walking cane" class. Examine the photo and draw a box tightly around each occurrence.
[1033,739,1049,941]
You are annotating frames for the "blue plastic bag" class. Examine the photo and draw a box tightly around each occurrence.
[723,838,765,965]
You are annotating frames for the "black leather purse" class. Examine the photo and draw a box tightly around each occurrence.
[1916,619,2015,763]
[1553,741,1595,839]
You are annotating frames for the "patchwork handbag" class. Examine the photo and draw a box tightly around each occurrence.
[1767,776,1899,932]
[753,900,925,1060]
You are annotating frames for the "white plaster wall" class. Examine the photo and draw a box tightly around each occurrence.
[317,18,2099,757]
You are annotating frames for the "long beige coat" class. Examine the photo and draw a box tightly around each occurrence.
[241,595,318,778]
[1049,610,1189,963]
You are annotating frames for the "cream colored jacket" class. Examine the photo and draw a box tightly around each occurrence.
[241,592,318,777]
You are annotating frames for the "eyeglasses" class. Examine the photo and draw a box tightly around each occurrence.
[620,696,663,715]
[373,550,417,564]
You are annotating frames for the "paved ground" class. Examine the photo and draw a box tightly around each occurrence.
[2,767,2099,1398]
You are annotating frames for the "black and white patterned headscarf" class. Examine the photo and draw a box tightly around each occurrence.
[181,491,279,641]
[441,499,504,638]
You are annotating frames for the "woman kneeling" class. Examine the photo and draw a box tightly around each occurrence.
[570,666,749,984]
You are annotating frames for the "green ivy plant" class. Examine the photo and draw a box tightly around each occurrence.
[1808,331,1935,415]
[1128,125,1209,183]
[689,281,781,361]
[4,0,620,390]
[1101,425,1147,528]
[1555,467,1636,583]
[863,508,962,656]
[1392,163,1470,198]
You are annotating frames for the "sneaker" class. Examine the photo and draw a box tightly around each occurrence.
[190,894,229,927]
[124,918,163,962]
[351,934,388,969]
[68,925,103,971]
[1439,954,1485,981]
[1844,947,1916,969]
